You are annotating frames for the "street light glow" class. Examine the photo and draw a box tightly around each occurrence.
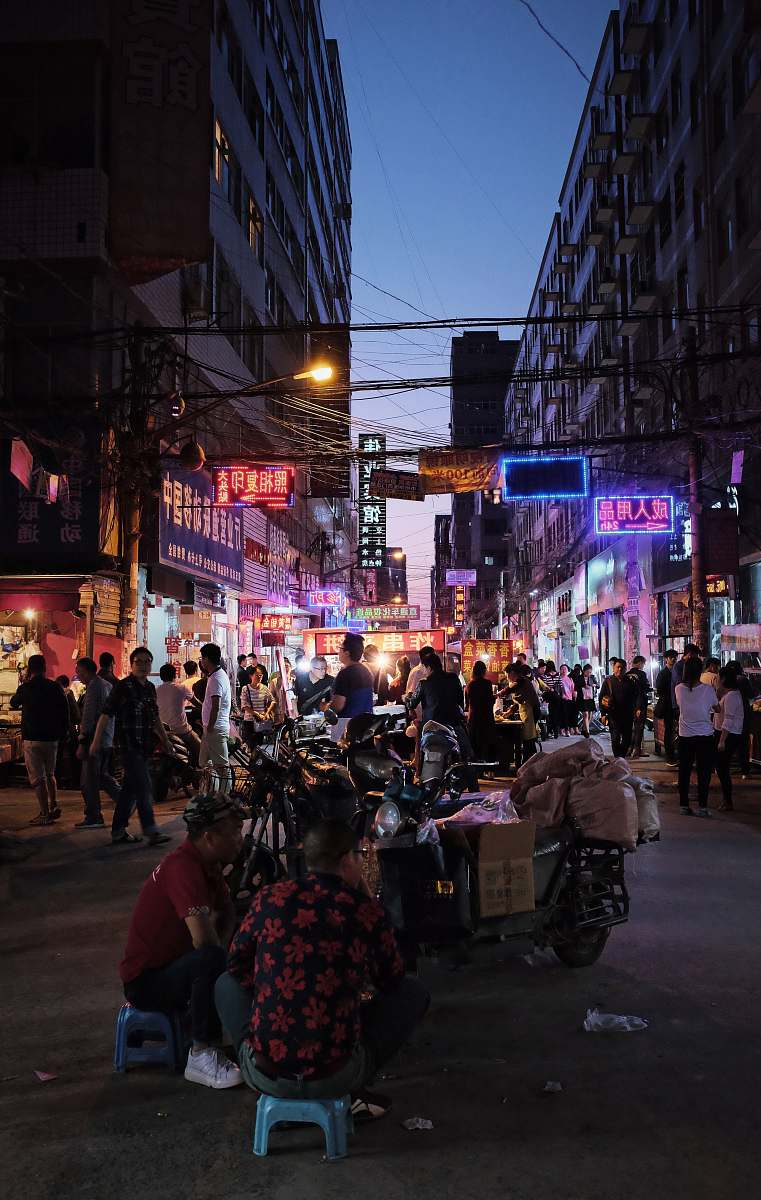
[293,364,333,382]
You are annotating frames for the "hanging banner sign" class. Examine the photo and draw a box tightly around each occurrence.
[594,495,674,535]
[312,628,446,656]
[256,614,293,632]
[446,569,477,586]
[307,588,346,610]
[212,465,295,509]
[358,434,387,569]
[419,448,501,494]
[503,455,589,500]
[369,468,425,502]
[453,584,468,625]
[462,639,515,682]
[348,604,420,621]
[160,465,243,589]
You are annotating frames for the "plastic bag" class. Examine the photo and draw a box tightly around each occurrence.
[628,776,661,842]
[445,790,520,825]
[416,818,441,845]
[516,777,570,828]
[567,777,639,850]
[583,1007,648,1033]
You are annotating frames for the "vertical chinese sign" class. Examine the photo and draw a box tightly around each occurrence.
[358,434,387,570]
[110,0,211,283]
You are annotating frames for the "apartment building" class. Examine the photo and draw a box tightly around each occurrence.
[431,513,453,628]
[504,0,761,672]
[449,330,518,633]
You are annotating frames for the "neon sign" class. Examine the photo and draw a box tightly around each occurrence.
[256,614,292,631]
[212,465,295,509]
[594,495,675,535]
[307,588,346,610]
[502,455,589,500]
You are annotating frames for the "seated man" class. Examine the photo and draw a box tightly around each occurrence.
[120,793,245,1090]
[216,819,429,1115]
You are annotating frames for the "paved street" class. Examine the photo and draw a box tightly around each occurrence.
[2,741,761,1200]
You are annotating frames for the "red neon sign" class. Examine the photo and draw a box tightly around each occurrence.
[212,465,295,509]
[256,614,292,632]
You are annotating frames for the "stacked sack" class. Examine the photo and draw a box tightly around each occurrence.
[510,740,660,851]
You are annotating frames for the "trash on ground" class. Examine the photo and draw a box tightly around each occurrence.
[402,1117,434,1131]
[583,1007,648,1033]
[543,1080,563,1093]
[33,1070,58,1082]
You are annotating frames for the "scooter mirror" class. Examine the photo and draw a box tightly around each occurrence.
[323,708,339,726]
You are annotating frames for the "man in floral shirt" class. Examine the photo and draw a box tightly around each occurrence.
[216,820,429,1113]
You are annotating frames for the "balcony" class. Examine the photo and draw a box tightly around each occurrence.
[559,240,578,256]
[628,199,657,225]
[598,274,620,297]
[542,287,561,303]
[631,278,659,311]
[625,111,655,140]
[587,228,607,248]
[611,151,638,177]
[588,300,609,316]
[554,260,572,275]
[583,159,608,181]
[607,69,638,96]
[614,233,639,255]
[618,316,642,337]
[632,383,655,402]
[545,337,563,355]
[560,300,581,316]
[595,199,616,225]
[600,346,620,367]
[592,131,617,151]
[621,22,651,56]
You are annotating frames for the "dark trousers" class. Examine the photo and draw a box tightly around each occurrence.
[520,737,538,765]
[608,711,634,758]
[664,710,676,760]
[214,970,430,1097]
[81,749,120,822]
[630,712,646,754]
[715,730,742,806]
[678,734,715,808]
[125,945,227,1045]
[112,749,158,836]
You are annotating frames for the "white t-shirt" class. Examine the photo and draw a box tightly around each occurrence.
[202,667,231,733]
[675,682,717,738]
[156,681,192,732]
[714,689,744,735]
[405,662,427,697]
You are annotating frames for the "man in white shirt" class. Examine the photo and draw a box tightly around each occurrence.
[156,663,200,765]
[199,644,232,793]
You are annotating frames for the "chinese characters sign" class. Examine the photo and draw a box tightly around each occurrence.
[159,465,243,588]
[369,468,424,501]
[348,605,420,621]
[446,569,477,586]
[308,589,346,610]
[358,434,387,569]
[212,465,295,509]
[462,639,515,682]
[594,495,674,535]
[256,614,292,632]
[313,629,446,656]
[453,585,467,626]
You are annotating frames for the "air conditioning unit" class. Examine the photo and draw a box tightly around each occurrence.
[181,266,211,321]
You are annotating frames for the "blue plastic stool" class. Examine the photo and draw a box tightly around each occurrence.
[113,1004,187,1072]
[253,1094,354,1160]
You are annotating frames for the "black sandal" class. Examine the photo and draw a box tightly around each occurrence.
[30,812,54,826]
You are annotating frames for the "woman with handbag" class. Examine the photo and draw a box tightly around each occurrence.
[577,663,598,738]
[240,665,272,749]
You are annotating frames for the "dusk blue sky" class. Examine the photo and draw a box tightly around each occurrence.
[321,0,615,617]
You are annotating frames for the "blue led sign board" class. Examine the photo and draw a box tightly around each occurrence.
[594,495,675,535]
[501,455,589,500]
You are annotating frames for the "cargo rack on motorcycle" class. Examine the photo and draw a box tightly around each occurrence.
[564,837,630,930]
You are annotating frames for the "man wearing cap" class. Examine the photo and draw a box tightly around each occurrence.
[119,793,245,1089]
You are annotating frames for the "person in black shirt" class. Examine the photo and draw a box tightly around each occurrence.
[599,659,638,758]
[626,655,650,758]
[98,651,120,687]
[465,660,496,759]
[653,649,678,761]
[294,656,334,715]
[363,644,391,705]
[11,654,70,825]
[235,655,249,705]
[406,652,470,756]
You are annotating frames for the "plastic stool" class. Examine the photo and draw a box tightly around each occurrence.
[113,1003,187,1072]
[253,1094,353,1160]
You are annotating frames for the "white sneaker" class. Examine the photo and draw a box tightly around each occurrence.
[184,1047,243,1089]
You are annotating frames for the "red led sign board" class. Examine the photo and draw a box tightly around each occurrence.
[212,465,295,509]
[462,639,514,682]
[313,629,446,656]
[594,495,674,535]
[256,614,293,632]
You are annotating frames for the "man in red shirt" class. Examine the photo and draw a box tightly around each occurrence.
[120,793,245,1089]
[215,819,429,1115]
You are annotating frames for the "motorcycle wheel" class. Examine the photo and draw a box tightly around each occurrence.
[552,927,610,968]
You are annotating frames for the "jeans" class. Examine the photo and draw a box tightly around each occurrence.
[214,970,430,1098]
[630,713,646,754]
[678,734,715,808]
[125,944,227,1045]
[715,730,742,806]
[111,749,158,836]
[608,712,634,758]
[80,748,120,822]
[199,729,231,792]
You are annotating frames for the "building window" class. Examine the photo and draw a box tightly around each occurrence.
[659,186,672,247]
[242,303,263,379]
[484,556,495,567]
[693,179,705,238]
[713,75,729,147]
[733,44,761,113]
[244,69,264,154]
[676,264,690,312]
[716,203,734,261]
[213,119,240,212]
[656,95,669,154]
[245,188,264,263]
[690,73,703,132]
[653,0,666,64]
[671,61,682,121]
[674,162,686,218]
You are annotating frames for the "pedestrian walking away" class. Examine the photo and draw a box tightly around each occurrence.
[465,659,497,761]
[653,649,678,762]
[198,643,232,793]
[577,663,598,737]
[675,657,718,817]
[10,654,70,825]
[626,656,650,757]
[714,667,746,811]
[90,646,174,845]
[121,793,245,1090]
[75,657,120,829]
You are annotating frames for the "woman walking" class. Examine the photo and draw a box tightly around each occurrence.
[577,663,598,738]
[240,664,271,749]
[714,667,745,811]
[558,664,578,736]
[675,657,718,817]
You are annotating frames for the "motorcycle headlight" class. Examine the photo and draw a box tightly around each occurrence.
[374,800,402,839]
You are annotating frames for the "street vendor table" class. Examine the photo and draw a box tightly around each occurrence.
[494,719,524,771]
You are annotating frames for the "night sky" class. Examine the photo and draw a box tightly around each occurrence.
[322,0,615,617]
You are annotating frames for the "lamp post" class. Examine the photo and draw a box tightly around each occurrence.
[119,359,334,651]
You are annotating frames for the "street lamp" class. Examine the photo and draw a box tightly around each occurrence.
[389,550,405,561]
[293,364,333,382]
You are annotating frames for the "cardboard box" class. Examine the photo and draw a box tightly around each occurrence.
[459,820,536,918]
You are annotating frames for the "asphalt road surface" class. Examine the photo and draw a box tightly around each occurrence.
[1,743,760,1200]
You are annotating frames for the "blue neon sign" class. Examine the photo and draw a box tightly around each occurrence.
[594,495,675,535]
[501,455,589,500]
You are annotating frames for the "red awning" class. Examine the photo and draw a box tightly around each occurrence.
[0,578,86,612]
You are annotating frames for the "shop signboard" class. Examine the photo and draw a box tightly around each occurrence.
[446,569,477,586]
[502,455,589,501]
[573,562,587,616]
[462,638,515,682]
[720,624,761,653]
[307,588,346,610]
[594,495,674,535]
[159,465,243,589]
[705,575,730,597]
[348,605,420,621]
[358,434,387,569]
[369,468,425,501]
[668,589,692,636]
[193,582,227,612]
[453,585,467,626]
[211,465,295,510]
[420,448,501,494]
[586,545,629,615]
[313,628,446,656]
[257,614,293,632]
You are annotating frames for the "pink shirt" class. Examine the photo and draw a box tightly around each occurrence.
[559,676,575,700]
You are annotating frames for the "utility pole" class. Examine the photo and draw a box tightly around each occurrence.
[497,568,505,640]
[120,324,149,656]
[685,326,709,654]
